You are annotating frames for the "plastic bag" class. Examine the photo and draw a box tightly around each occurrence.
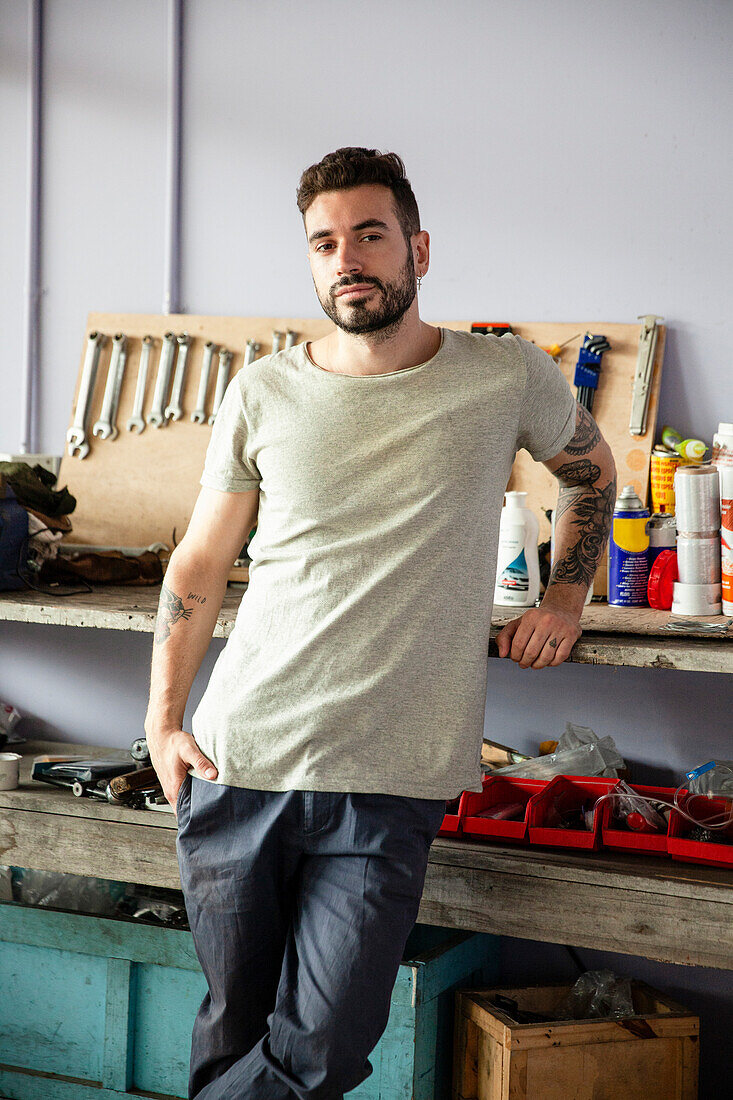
[686,761,733,797]
[491,736,625,781]
[611,779,667,832]
[10,867,129,915]
[556,970,635,1020]
[558,723,625,777]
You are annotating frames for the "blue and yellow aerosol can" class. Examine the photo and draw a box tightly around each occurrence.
[608,485,650,606]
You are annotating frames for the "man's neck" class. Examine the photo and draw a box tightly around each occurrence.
[308,309,442,377]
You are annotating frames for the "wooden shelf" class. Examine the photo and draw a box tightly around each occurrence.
[1,742,731,971]
[1,586,731,673]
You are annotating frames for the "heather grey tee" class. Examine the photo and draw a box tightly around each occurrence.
[191,329,576,799]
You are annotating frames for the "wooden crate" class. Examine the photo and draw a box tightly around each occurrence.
[0,899,498,1100]
[453,983,699,1100]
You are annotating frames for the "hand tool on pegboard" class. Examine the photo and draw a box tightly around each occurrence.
[471,322,513,337]
[574,332,611,412]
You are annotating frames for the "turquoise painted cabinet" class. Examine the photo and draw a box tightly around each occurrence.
[0,901,498,1099]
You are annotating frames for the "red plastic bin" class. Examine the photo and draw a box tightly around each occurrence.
[668,792,733,868]
[600,783,675,856]
[461,777,547,844]
[527,776,615,851]
[436,790,471,836]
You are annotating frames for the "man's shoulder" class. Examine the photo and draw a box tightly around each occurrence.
[443,326,524,366]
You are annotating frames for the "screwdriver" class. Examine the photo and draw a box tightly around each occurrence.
[539,333,582,359]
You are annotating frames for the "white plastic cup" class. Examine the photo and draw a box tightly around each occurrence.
[0,752,22,790]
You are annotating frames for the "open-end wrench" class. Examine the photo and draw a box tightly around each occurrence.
[271,330,284,354]
[126,335,154,433]
[209,348,233,424]
[67,331,105,459]
[191,340,217,423]
[165,332,192,421]
[107,335,128,439]
[285,329,297,349]
[93,333,127,440]
[147,332,177,427]
[244,338,259,367]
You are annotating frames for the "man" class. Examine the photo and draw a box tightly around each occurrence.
[145,147,616,1099]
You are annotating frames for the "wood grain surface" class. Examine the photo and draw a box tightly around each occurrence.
[2,742,731,969]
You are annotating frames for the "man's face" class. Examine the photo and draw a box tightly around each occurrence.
[305,184,418,336]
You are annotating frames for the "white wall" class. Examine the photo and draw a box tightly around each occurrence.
[2,2,732,1092]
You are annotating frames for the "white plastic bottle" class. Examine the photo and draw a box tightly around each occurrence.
[493,492,540,607]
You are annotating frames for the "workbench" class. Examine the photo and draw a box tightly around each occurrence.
[2,729,731,973]
[1,587,732,977]
[0,586,730,673]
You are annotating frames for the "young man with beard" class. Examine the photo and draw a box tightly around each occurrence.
[145,147,616,1099]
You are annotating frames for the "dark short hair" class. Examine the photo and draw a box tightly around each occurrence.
[296,147,421,242]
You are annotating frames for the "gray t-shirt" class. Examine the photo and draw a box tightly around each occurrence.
[191,328,576,799]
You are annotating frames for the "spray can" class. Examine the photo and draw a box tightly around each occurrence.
[647,513,677,569]
[493,492,540,607]
[608,486,650,606]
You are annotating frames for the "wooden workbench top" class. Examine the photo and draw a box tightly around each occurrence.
[1,741,731,971]
[1,586,731,673]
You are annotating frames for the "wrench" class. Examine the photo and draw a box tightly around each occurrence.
[191,340,217,423]
[208,348,233,424]
[244,338,259,367]
[147,332,177,427]
[271,330,284,354]
[285,329,297,349]
[165,332,192,421]
[67,331,105,459]
[126,335,154,433]
[107,335,128,439]
[92,333,127,440]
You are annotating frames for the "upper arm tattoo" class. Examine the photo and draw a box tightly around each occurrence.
[154,582,193,645]
[562,404,601,456]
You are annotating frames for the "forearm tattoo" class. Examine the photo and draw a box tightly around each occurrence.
[562,403,601,456]
[550,474,617,588]
[154,582,193,644]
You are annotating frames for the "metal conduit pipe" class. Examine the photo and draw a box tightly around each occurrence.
[20,0,43,454]
[163,0,183,315]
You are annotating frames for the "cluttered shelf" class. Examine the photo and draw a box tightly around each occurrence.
[0,585,730,673]
[1,741,731,972]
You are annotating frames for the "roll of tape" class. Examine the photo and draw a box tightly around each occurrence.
[674,464,721,534]
[671,581,722,616]
[676,534,721,584]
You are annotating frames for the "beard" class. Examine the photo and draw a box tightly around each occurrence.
[314,247,417,337]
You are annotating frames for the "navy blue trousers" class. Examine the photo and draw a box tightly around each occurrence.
[175,774,446,1099]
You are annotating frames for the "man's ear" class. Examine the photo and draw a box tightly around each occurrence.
[414,229,430,272]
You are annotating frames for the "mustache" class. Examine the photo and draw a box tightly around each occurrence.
[331,277,382,296]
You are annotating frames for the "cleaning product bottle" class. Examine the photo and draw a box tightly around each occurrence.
[494,492,540,607]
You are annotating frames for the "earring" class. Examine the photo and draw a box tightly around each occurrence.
[417,274,423,289]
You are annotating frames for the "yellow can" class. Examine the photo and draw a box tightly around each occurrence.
[650,448,681,513]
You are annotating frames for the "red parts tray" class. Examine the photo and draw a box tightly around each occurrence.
[461,777,546,844]
[668,792,733,868]
[527,776,615,851]
[600,783,674,856]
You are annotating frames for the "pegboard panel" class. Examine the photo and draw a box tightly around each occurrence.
[59,314,663,559]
